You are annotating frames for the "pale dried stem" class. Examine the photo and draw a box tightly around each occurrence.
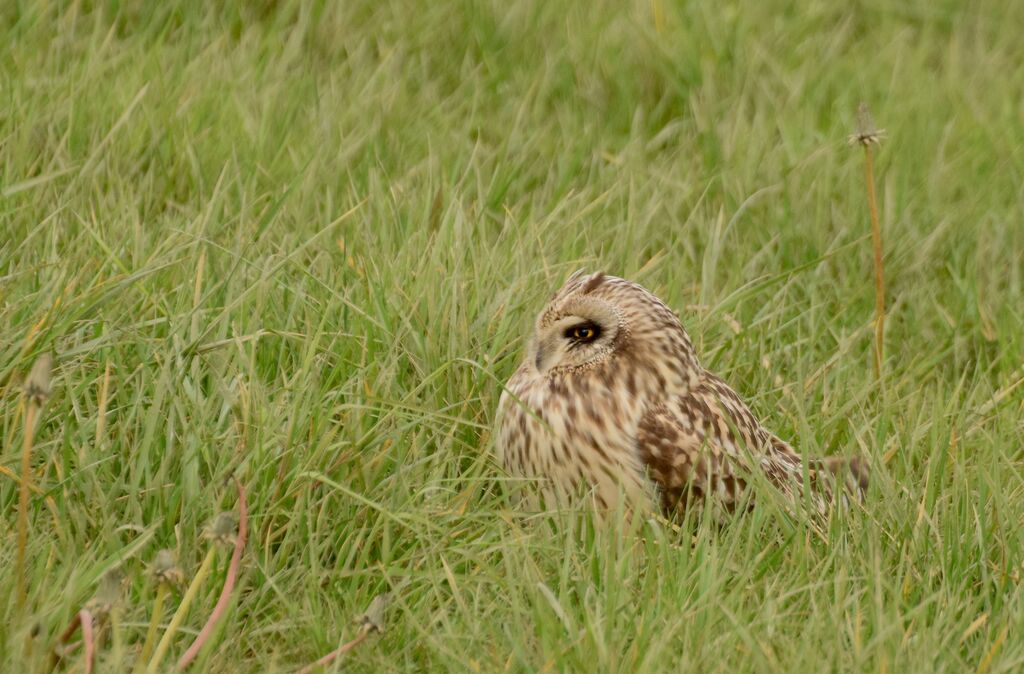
[133,583,169,674]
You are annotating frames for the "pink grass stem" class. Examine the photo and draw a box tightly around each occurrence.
[294,627,371,674]
[80,610,95,674]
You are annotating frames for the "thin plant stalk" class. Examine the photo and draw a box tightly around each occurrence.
[864,144,885,379]
[95,361,112,447]
[850,103,886,380]
[133,583,169,674]
[974,625,1010,674]
[294,626,372,674]
[80,610,96,674]
[16,353,52,613]
[49,606,92,671]
[145,548,218,674]
[50,614,81,671]
[16,402,38,612]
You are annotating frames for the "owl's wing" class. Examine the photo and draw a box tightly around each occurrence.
[635,373,861,515]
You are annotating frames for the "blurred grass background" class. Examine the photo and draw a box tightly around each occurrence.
[2,0,1023,671]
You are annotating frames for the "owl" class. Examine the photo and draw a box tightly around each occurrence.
[495,270,867,518]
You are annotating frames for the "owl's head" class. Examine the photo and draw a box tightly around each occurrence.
[527,270,702,389]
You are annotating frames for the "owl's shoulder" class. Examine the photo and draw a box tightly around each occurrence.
[634,371,773,472]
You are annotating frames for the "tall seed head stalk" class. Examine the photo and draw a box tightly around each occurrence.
[849,103,887,380]
[16,353,53,613]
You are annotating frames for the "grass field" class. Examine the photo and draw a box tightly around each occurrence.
[3,0,1024,671]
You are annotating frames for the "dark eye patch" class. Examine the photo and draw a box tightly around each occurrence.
[563,321,602,345]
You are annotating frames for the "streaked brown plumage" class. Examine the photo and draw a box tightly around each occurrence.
[495,270,867,518]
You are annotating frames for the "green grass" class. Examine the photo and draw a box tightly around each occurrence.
[3,0,1024,671]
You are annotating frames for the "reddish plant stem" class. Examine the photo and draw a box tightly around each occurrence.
[50,610,95,672]
[80,610,96,674]
[57,612,82,644]
[49,612,80,670]
[294,627,371,674]
[864,145,885,379]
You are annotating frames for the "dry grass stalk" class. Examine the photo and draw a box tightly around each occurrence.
[849,103,887,379]
[973,624,1010,674]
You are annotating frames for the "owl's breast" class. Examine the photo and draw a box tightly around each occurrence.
[495,367,553,478]
[495,365,652,510]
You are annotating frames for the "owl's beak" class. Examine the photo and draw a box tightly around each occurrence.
[533,334,558,373]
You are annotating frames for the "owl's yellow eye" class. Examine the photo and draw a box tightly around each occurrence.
[564,322,601,343]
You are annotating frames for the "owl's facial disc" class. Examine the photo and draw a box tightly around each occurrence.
[533,300,620,374]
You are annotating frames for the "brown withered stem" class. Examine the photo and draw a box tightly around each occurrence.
[16,353,53,612]
[849,103,887,379]
[51,612,83,669]
[50,608,96,673]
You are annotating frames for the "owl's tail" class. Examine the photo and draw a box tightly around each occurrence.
[810,455,870,500]
[760,437,869,513]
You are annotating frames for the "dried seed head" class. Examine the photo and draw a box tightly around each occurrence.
[848,102,886,146]
[150,549,184,587]
[24,353,54,405]
[354,593,391,635]
[722,313,742,335]
[202,511,238,548]
[86,568,125,619]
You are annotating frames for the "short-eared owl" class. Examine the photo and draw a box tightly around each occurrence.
[496,270,867,517]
